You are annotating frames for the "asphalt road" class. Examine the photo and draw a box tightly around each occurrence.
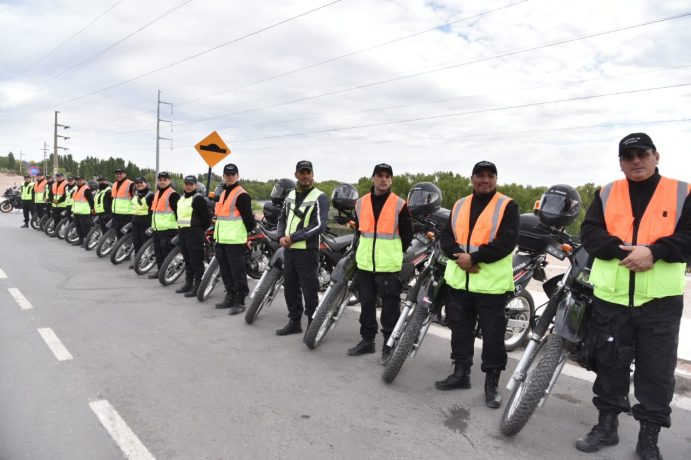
[1,214,690,459]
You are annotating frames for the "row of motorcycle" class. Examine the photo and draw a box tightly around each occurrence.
[25,181,595,436]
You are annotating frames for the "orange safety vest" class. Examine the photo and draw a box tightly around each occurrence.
[35,179,47,194]
[355,192,405,272]
[72,184,91,214]
[151,188,177,231]
[51,181,68,207]
[214,186,248,244]
[112,179,134,214]
[34,179,47,203]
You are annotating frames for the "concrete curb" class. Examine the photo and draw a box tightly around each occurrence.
[674,359,691,396]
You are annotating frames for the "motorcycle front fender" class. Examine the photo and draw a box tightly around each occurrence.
[270,247,285,271]
[330,250,356,284]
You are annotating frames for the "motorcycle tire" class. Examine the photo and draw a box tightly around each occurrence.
[133,239,156,275]
[158,247,185,286]
[95,229,118,257]
[244,268,282,324]
[65,222,80,245]
[44,218,56,237]
[303,279,349,349]
[55,217,70,240]
[500,334,566,436]
[197,257,221,302]
[246,242,270,280]
[30,213,41,229]
[382,304,429,384]
[504,291,535,352]
[0,201,13,213]
[110,234,134,265]
[84,226,102,251]
[39,214,51,232]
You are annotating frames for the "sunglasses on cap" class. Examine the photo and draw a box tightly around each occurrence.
[620,149,652,161]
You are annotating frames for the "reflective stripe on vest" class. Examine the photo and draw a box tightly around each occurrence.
[112,179,134,214]
[444,192,514,294]
[51,181,68,208]
[131,192,151,216]
[34,179,47,203]
[72,185,91,215]
[151,188,177,231]
[590,177,690,306]
[21,183,34,200]
[94,187,111,214]
[214,186,247,244]
[355,192,405,272]
[285,188,323,249]
[177,193,197,228]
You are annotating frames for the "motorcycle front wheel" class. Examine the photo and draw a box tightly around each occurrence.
[158,247,185,286]
[95,229,118,257]
[0,200,13,213]
[382,304,428,383]
[133,239,156,275]
[30,213,41,229]
[65,222,80,245]
[110,234,134,265]
[303,279,349,349]
[55,217,70,240]
[197,257,221,302]
[500,334,567,436]
[244,268,282,324]
[84,226,102,251]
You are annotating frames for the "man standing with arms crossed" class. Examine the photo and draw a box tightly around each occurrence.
[575,133,690,459]
[347,163,413,363]
[275,161,330,336]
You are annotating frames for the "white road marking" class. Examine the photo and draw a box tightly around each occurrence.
[37,328,73,361]
[8,287,33,309]
[89,399,155,460]
[0,267,7,278]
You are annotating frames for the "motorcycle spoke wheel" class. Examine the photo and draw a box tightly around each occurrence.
[504,291,535,352]
[382,304,429,384]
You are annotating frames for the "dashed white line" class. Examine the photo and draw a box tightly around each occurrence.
[0,267,7,278]
[8,287,33,309]
[89,399,155,460]
[37,328,74,361]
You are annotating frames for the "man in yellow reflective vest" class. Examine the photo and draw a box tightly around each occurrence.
[20,174,34,228]
[146,171,179,279]
[348,163,413,363]
[213,164,255,313]
[275,160,330,335]
[436,161,519,410]
[176,175,211,298]
[576,133,691,459]
[71,176,95,246]
[94,175,112,234]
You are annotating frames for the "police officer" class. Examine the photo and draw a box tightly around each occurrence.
[436,161,519,409]
[275,160,330,335]
[20,174,34,228]
[71,176,95,246]
[575,133,691,459]
[176,175,211,298]
[347,164,413,363]
[111,168,135,238]
[33,171,48,219]
[147,171,179,279]
[48,172,69,233]
[130,177,153,256]
[65,175,77,219]
[94,175,112,234]
[213,164,255,313]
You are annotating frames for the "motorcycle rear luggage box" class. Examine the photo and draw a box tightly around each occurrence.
[517,213,552,253]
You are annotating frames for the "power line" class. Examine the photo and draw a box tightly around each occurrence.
[2,0,125,82]
[167,11,691,129]
[175,0,532,106]
[233,82,691,142]
[39,0,192,88]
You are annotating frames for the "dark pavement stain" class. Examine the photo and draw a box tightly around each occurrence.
[441,404,470,434]
[553,393,581,404]
[301,414,310,419]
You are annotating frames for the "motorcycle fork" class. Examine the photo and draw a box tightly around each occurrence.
[506,334,542,392]
[250,269,270,298]
[409,312,433,359]
[387,301,414,348]
[538,352,568,408]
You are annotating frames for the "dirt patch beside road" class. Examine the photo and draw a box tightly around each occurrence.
[0,172,24,191]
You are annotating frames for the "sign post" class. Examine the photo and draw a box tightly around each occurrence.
[194,131,231,196]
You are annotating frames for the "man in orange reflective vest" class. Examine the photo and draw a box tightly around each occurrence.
[347,163,413,363]
[33,171,48,219]
[146,171,180,278]
[48,172,68,232]
[437,161,519,409]
[111,168,135,238]
[576,133,691,459]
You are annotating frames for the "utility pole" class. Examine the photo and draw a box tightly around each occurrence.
[156,90,173,176]
[53,111,70,175]
[43,142,49,174]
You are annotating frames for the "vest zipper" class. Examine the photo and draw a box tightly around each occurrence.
[372,202,378,273]
[629,219,639,308]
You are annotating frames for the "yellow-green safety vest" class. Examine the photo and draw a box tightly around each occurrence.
[177,193,197,228]
[285,188,323,249]
[131,192,151,216]
[94,187,111,214]
[21,183,34,200]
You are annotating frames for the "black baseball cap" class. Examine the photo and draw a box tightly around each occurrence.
[157,171,170,179]
[372,163,393,176]
[295,160,313,172]
[24,174,31,179]
[184,175,197,184]
[75,176,83,180]
[114,168,125,173]
[67,176,74,180]
[472,161,497,176]
[223,163,239,175]
[134,176,146,183]
[56,172,65,177]
[619,133,655,155]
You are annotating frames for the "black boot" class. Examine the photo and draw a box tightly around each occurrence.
[347,339,375,356]
[21,223,29,228]
[636,421,663,459]
[184,280,201,298]
[484,370,502,409]
[176,279,193,294]
[215,293,234,309]
[228,296,246,315]
[575,411,619,453]
[435,362,471,391]
[275,320,302,336]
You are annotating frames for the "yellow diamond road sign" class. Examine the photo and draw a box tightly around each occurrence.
[195,131,231,168]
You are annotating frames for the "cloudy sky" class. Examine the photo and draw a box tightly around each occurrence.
[1,0,690,186]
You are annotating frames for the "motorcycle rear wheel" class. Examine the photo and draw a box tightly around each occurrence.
[0,201,13,213]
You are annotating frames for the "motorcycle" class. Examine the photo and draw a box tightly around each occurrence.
[0,188,22,213]
[500,225,592,436]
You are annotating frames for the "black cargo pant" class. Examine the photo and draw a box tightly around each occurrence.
[22,200,33,223]
[152,229,176,270]
[357,270,402,342]
[283,248,320,323]
[111,213,130,238]
[131,220,149,253]
[179,227,205,283]
[590,295,682,428]
[75,214,91,239]
[216,243,249,300]
[35,202,45,218]
[447,288,508,372]
[52,207,65,228]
